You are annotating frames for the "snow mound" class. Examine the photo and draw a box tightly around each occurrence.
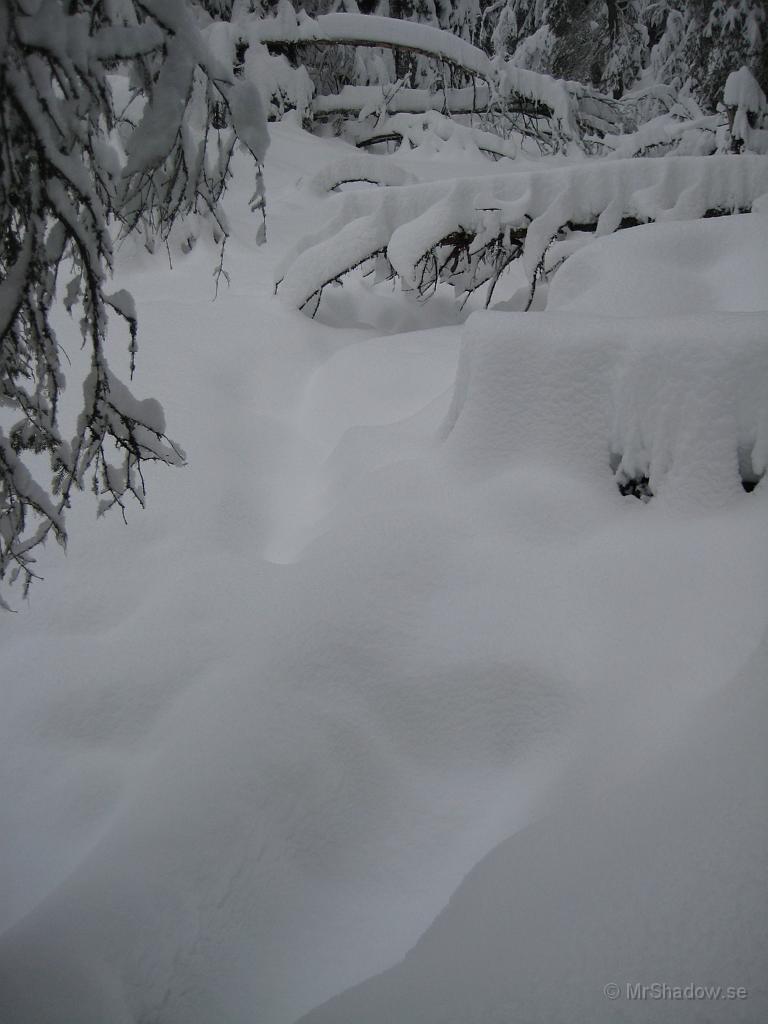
[547,213,768,315]
[443,309,768,508]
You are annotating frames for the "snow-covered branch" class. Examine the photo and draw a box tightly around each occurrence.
[276,155,768,314]
[249,10,494,81]
[0,0,268,601]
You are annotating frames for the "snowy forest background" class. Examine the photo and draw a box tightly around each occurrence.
[1,1,767,1022]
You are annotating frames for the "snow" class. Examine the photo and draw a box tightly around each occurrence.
[547,212,768,315]
[247,7,618,143]
[278,155,768,309]
[299,637,768,1024]
[249,10,494,82]
[724,65,767,112]
[303,153,418,194]
[444,308,768,508]
[1,118,767,1024]
[494,58,578,137]
[723,66,768,154]
[313,83,493,116]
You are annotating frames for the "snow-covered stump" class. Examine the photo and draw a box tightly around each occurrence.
[275,155,768,315]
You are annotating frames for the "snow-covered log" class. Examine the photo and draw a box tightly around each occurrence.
[356,111,522,162]
[313,84,496,117]
[303,154,418,195]
[596,112,723,158]
[248,10,494,81]
[276,155,768,314]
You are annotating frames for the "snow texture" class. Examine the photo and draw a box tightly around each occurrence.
[299,637,768,1024]
[443,307,768,508]
[547,212,768,316]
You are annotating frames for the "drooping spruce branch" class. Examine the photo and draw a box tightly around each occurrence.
[276,154,768,317]
[0,0,268,604]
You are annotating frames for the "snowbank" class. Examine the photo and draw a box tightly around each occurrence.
[303,153,417,195]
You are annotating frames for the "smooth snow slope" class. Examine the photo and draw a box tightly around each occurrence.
[299,634,768,1024]
[0,123,766,1024]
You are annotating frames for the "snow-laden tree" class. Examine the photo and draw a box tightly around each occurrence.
[0,0,268,603]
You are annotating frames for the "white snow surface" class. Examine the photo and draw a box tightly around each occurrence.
[299,637,768,1023]
[0,121,766,1024]
[548,212,768,316]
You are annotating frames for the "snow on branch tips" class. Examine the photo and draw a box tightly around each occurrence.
[724,67,768,154]
[276,156,768,316]
[0,0,267,602]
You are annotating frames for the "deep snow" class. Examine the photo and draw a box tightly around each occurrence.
[0,120,766,1024]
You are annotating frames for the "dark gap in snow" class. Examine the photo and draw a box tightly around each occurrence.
[738,446,764,493]
[617,475,654,502]
[610,452,653,502]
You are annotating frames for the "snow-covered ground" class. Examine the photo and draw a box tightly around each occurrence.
[0,120,766,1024]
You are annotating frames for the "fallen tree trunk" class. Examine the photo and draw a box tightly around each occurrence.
[311,84,545,120]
